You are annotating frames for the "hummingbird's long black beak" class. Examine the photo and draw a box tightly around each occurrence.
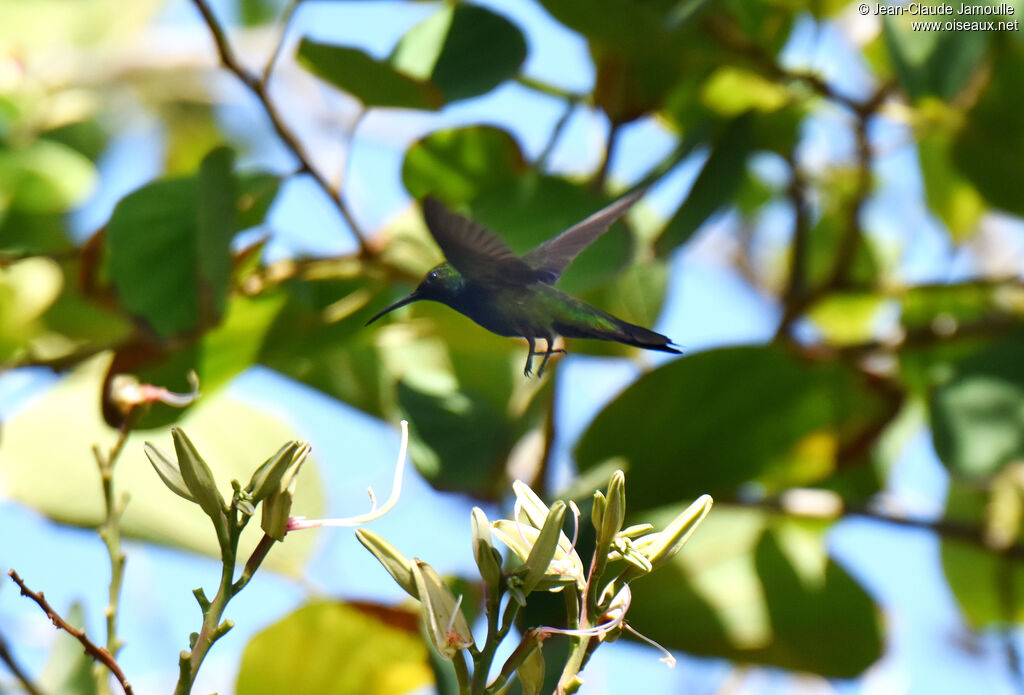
[365,291,421,326]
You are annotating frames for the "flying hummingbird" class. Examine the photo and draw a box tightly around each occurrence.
[366,190,681,377]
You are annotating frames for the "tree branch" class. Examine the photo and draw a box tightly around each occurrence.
[0,630,44,695]
[734,496,1024,562]
[189,0,371,255]
[8,570,134,695]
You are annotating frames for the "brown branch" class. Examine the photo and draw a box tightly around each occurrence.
[732,497,1024,562]
[0,630,44,695]
[592,121,623,191]
[775,154,811,338]
[189,0,371,256]
[8,569,134,695]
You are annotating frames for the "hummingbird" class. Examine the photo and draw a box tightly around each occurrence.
[366,190,681,377]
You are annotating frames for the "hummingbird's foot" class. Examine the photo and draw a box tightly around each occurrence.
[536,345,566,378]
[523,338,537,377]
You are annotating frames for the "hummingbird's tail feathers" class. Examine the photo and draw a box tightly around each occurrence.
[553,317,681,354]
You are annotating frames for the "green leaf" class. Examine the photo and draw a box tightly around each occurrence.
[258,276,391,418]
[656,115,754,252]
[806,292,888,345]
[106,148,239,337]
[931,329,1024,477]
[0,355,323,575]
[296,38,442,110]
[940,479,1024,627]
[104,291,286,430]
[627,506,881,678]
[942,539,1024,628]
[237,171,282,230]
[391,4,527,103]
[236,600,432,695]
[0,256,63,363]
[197,146,237,321]
[952,43,1024,216]
[397,380,510,497]
[918,131,984,241]
[575,345,897,508]
[881,11,988,101]
[402,125,526,202]
[701,66,790,116]
[0,138,97,213]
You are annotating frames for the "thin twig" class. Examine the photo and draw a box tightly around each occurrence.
[0,630,44,695]
[261,0,303,86]
[334,106,368,194]
[93,412,137,664]
[8,570,134,695]
[592,121,622,191]
[733,497,1024,561]
[535,98,578,172]
[189,0,370,255]
[774,153,811,339]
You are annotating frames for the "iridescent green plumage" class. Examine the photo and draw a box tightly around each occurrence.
[366,192,680,377]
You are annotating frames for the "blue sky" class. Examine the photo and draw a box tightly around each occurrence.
[2,1,1023,693]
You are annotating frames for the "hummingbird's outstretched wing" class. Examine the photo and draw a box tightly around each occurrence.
[422,197,540,283]
[522,188,645,284]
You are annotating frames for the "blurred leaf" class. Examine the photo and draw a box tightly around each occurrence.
[398,381,509,497]
[900,281,1002,330]
[931,329,1024,477]
[0,208,73,255]
[259,276,390,418]
[804,201,878,288]
[918,131,984,241]
[882,11,988,101]
[941,480,1024,627]
[236,0,282,26]
[952,43,1024,216]
[106,147,261,338]
[0,138,96,213]
[572,258,670,358]
[43,118,108,162]
[628,506,881,677]
[162,102,228,175]
[237,600,431,695]
[403,125,526,202]
[942,540,1024,628]
[576,345,896,508]
[806,292,888,345]
[38,603,98,695]
[0,355,323,574]
[701,66,790,116]
[297,38,442,110]
[0,256,63,363]
[392,4,527,102]
[22,256,133,367]
[102,291,286,429]
[657,115,754,252]
[237,171,282,230]
[106,176,218,336]
[197,146,237,321]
